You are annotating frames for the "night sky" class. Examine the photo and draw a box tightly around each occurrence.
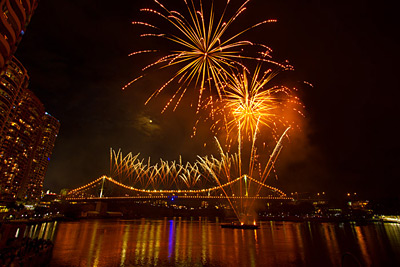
[14,0,399,198]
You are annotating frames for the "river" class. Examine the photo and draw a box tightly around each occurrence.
[49,218,400,266]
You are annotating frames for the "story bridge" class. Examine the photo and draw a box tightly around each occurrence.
[65,175,293,202]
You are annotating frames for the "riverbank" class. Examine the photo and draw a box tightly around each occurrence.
[258,215,382,224]
[0,219,58,266]
[0,237,53,266]
[49,214,387,226]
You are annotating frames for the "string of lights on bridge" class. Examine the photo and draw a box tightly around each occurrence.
[66,175,288,199]
[66,195,293,201]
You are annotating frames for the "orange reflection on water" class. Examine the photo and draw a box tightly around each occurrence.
[50,219,400,267]
[119,224,129,265]
[354,225,372,266]
[321,223,340,266]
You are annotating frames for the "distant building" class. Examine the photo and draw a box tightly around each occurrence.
[0,57,59,200]
[25,112,60,200]
[0,0,39,72]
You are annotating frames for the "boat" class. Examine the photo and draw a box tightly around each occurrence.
[220,222,259,229]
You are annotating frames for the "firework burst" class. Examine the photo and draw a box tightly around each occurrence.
[207,65,302,144]
[224,66,283,137]
[125,0,287,113]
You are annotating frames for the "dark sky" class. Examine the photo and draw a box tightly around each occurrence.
[14,0,400,198]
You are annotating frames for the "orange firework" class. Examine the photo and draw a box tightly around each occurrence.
[216,65,300,142]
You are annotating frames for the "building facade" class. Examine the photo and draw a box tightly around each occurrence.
[25,112,59,200]
[0,57,58,200]
[0,57,28,141]
[0,87,44,198]
[0,0,39,71]
[0,1,53,201]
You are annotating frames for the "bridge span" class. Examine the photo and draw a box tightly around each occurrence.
[65,175,293,202]
[66,195,293,203]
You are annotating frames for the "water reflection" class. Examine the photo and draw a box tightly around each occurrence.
[50,219,400,267]
[20,221,57,241]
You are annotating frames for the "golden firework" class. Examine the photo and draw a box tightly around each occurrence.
[217,65,298,142]
[125,0,285,112]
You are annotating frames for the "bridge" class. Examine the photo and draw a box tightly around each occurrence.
[65,175,293,202]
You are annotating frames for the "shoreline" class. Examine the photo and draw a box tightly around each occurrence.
[41,215,387,224]
[2,213,396,225]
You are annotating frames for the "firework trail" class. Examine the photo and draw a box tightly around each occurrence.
[194,127,290,221]
[244,126,291,215]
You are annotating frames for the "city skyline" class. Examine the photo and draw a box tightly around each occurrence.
[13,0,400,198]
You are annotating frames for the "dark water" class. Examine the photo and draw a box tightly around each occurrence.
[50,218,400,266]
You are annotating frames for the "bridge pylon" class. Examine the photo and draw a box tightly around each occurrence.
[99,176,106,198]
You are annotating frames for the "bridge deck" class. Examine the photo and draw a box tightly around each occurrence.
[66,195,293,202]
